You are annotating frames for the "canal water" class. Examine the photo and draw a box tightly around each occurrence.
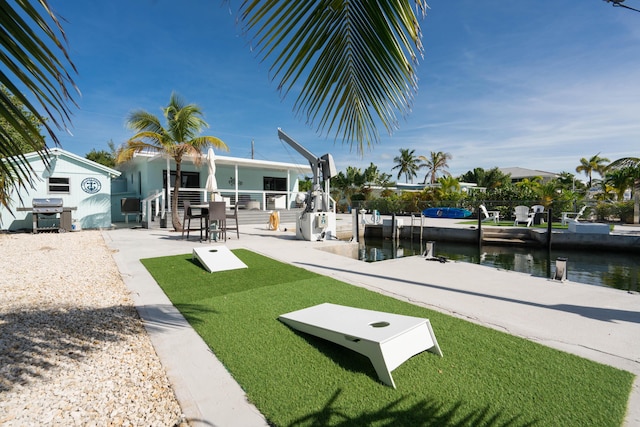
[358,238,639,292]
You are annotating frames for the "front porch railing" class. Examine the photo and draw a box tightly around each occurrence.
[160,187,336,216]
[141,190,165,228]
[168,187,302,211]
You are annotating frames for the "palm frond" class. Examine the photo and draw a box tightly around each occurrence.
[240,0,428,153]
[608,157,640,171]
[0,0,77,209]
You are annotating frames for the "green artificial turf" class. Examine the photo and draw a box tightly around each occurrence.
[142,250,634,427]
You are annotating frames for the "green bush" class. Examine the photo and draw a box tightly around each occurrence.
[596,201,634,223]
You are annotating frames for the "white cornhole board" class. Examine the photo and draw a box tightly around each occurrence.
[279,303,442,388]
[192,245,248,273]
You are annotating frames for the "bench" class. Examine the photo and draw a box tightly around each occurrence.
[120,198,142,224]
[279,303,442,388]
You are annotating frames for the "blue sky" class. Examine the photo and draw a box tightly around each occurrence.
[47,0,640,181]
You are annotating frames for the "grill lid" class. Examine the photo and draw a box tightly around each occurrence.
[32,198,63,213]
[32,198,63,207]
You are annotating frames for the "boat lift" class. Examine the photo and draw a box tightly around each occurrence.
[277,128,337,241]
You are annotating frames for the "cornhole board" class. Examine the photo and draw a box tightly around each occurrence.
[192,245,248,273]
[279,303,442,388]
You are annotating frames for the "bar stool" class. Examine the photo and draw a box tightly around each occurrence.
[207,201,227,242]
[182,200,206,240]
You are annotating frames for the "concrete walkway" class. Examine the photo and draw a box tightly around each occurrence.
[102,216,640,427]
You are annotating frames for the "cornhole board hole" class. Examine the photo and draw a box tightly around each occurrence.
[279,303,443,388]
[192,245,248,273]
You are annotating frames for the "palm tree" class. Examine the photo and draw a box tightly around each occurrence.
[604,168,635,201]
[419,151,452,184]
[435,176,461,202]
[238,1,428,153]
[364,162,393,187]
[576,153,610,188]
[116,93,227,231]
[607,157,640,223]
[458,167,510,190]
[391,148,420,183]
[4,1,428,209]
[1,1,77,208]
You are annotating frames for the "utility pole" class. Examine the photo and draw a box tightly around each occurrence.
[251,139,254,159]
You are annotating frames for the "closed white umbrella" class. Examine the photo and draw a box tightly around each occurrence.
[205,147,218,200]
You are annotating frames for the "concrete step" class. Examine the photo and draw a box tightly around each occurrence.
[482,231,531,240]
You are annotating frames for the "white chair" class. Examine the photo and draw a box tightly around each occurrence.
[531,204,545,225]
[479,204,500,223]
[513,205,533,227]
[561,205,586,226]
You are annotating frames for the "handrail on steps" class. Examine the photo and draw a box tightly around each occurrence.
[141,191,165,228]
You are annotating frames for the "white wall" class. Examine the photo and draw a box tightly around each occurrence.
[1,152,116,231]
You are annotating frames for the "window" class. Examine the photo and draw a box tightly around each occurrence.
[162,170,200,188]
[48,177,70,193]
[263,177,286,191]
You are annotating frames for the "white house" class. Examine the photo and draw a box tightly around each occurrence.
[1,148,121,231]
[499,167,559,183]
[111,151,313,225]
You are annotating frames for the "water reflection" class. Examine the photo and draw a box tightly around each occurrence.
[358,238,639,292]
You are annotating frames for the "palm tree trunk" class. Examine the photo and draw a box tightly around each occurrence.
[172,161,183,231]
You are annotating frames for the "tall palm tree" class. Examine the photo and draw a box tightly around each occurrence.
[576,153,610,188]
[1,1,77,208]
[419,151,452,184]
[238,1,428,153]
[392,148,420,183]
[116,93,227,231]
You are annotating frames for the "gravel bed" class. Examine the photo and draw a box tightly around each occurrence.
[0,231,187,426]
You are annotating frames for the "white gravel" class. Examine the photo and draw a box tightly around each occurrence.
[0,230,187,426]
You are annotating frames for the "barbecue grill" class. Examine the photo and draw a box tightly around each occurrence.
[32,198,64,233]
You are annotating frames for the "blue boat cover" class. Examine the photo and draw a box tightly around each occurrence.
[422,207,472,219]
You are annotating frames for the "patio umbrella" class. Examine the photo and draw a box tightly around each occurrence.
[205,147,218,200]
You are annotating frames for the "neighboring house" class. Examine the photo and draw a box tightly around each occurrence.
[112,151,313,223]
[395,182,479,192]
[499,167,559,183]
[0,148,121,231]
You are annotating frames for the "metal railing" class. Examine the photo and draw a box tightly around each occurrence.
[168,187,304,211]
[157,187,336,215]
[141,191,165,227]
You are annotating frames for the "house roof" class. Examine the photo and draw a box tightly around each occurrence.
[22,148,121,177]
[136,151,313,174]
[499,167,558,180]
